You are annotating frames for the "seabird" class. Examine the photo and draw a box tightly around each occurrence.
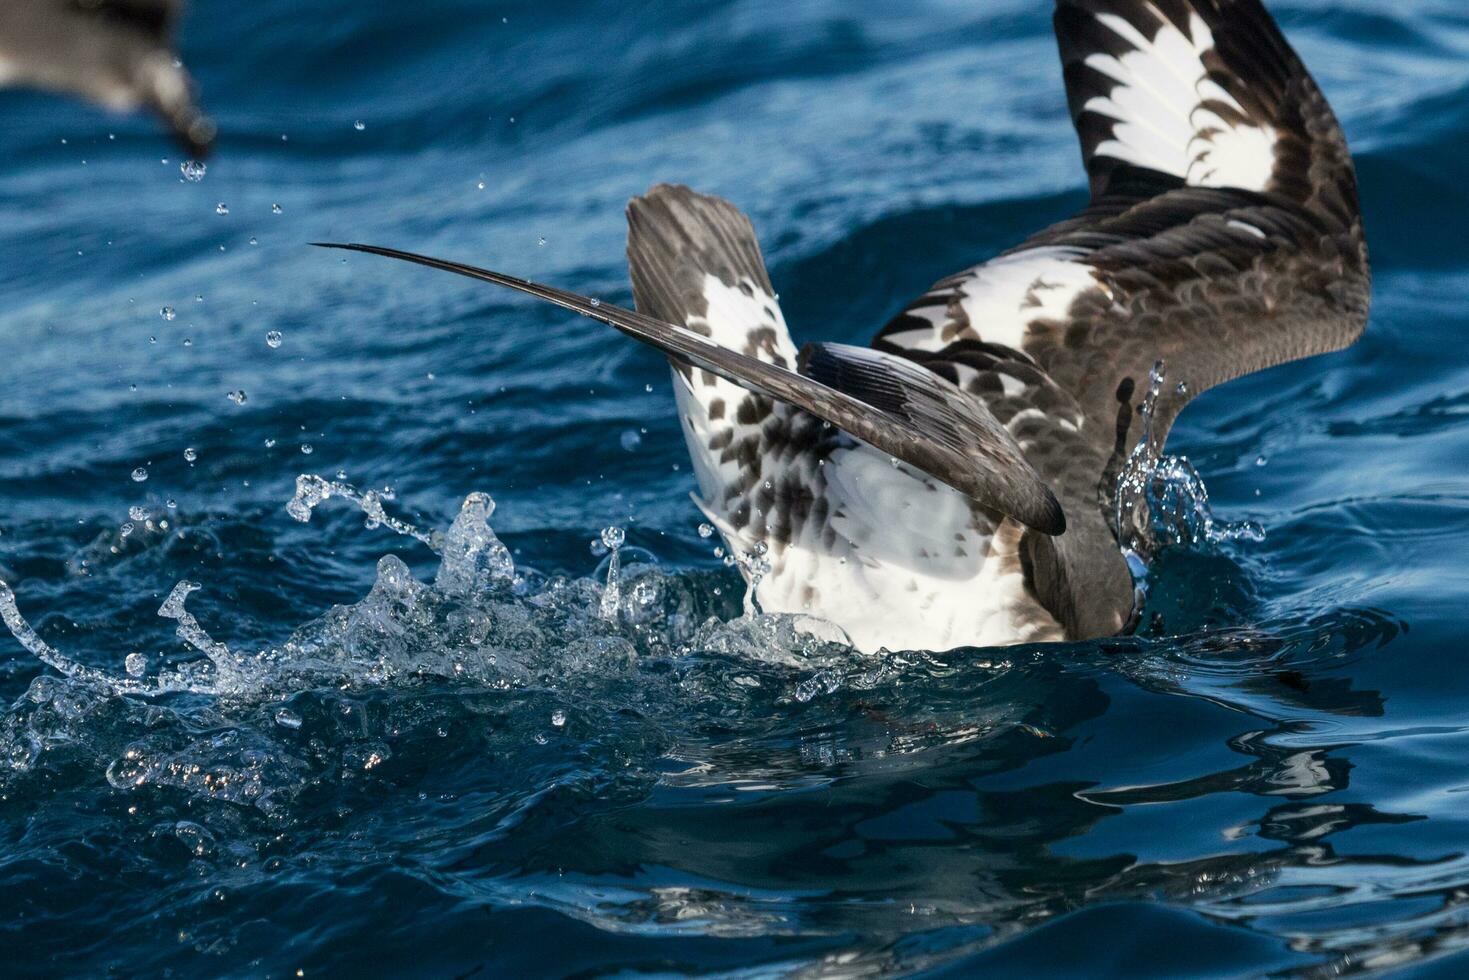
[318,0,1369,653]
[0,0,214,157]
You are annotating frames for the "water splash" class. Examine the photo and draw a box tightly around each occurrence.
[287,474,436,549]
[1114,361,1265,564]
[599,526,625,620]
[433,492,514,596]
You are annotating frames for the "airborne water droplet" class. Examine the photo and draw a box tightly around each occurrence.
[129,505,149,521]
[215,202,229,215]
[271,203,283,214]
[698,523,714,539]
[183,447,198,462]
[266,330,283,349]
[130,467,148,482]
[600,526,625,550]
[353,120,366,131]
[300,444,313,455]
[124,652,146,677]
[550,709,566,728]
[227,390,247,405]
[180,160,206,182]
[619,429,641,452]
[160,306,176,321]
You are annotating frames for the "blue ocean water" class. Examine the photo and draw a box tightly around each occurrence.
[0,0,1466,975]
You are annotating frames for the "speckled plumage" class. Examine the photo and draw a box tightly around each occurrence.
[323,0,1369,653]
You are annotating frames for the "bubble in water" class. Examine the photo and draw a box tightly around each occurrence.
[183,447,198,462]
[124,652,146,677]
[300,444,313,455]
[180,160,206,182]
[271,203,283,214]
[215,202,229,215]
[227,390,247,405]
[130,467,148,482]
[266,330,283,349]
[274,708,302,730]
[160,306,176,321]
[550,709,566,728]
[129,505,149,521]
[698,523,714,539]
[600,526,625,550]
[619,429,642,452]
[353,120,366,131]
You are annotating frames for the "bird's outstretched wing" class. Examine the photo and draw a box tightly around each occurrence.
[0,0,214,157]
[877,0,1369,463]
[313,241,1066,536]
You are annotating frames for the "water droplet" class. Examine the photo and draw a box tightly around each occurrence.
[264,438,276,448]
[227,390,247,405]
[537,237,547,247]
[600,526,625,550]
[644,383,654,393]
[166,498,178,509]
[1255,455,1268,467]
[148,336,157,344]
[119,521,135,538]
[271,203,283,214]
[698,523,714,538]
[274,708,302,730]
[619,429,642,452]
[550,709,566,728]
[183,447,198,462]
[265,330,283,348]
[182,338,193,347]
[754,541,769,557]
[476,181,486,190]
[589,298,601,308]
[1175,381,1189,396]
[215,202,229,215]
[124,652,146,677]
[130,467,148,483]
[129,505,149,521]
[160,306,176,321]
[353,120,366,131]
[249,237,258,246]
[180,160,206,182]
[300,444,313,455]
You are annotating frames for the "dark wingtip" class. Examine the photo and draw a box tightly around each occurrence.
[1030,490,1068,537]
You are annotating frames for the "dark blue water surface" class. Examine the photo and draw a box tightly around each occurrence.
[1,1,1467,976]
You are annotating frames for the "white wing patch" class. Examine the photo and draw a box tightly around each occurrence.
[884,247,1098,352]
[1084,11,1277,191]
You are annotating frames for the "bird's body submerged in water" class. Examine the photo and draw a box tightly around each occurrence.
[323,0,1369,653]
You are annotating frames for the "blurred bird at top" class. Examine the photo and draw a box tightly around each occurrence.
[0,0,213,157]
